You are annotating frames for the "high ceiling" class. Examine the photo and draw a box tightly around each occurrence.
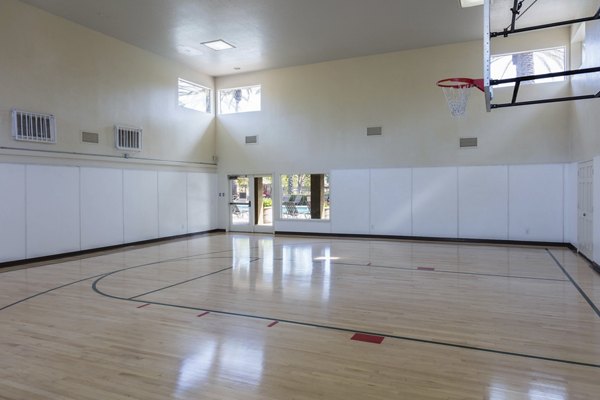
[19,0,600,77]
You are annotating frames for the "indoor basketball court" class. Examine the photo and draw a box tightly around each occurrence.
[1,0,600,399]
[2,234,600,399]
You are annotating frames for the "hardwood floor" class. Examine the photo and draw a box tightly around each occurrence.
[1,233,599,399]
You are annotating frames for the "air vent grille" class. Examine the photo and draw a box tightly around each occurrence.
[82,131,99,144]
[115,126,142,151]
[460,137,478,148]
[245,135,258,144]
[367,127,382,136]
[11,109,56,143]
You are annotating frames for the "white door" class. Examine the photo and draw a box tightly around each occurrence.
[578,161,594,259]
[228,175,273,233]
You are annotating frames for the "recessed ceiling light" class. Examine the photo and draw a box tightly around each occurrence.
[176,45,201,56]
[460,0,484,7]
[201,39,235,51]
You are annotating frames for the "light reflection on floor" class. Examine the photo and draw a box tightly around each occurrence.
[176,337,265,396]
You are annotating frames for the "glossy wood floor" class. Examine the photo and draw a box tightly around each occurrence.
[1,233,599,399]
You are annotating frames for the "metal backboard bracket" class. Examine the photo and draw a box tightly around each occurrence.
[483,0,493,112]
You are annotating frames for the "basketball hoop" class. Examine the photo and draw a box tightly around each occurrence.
[437,78,484,117]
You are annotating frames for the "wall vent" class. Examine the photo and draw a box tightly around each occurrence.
[115,125,142,151]
[11,109,56,143]
[459,137,478,148]
[367,127,382,136]
[82,131,99,144]
[245,135,258,144]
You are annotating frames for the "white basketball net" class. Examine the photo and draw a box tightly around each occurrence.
[440,83,472,117]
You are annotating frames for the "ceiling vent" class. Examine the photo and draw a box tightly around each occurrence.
[82,131,99,144]
[245,135,258,144]
[459,137,478,148]
[367,127,382,136]
[11,109,56,144]
[115,125,142,151]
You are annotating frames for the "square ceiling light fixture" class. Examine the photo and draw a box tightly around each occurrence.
[460,0,484,7]
[202,39,235,51]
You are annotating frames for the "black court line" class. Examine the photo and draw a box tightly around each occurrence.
[90,279,600,369]
[0,273,108,311]
[0,237,319,311]
[129,265,236,300]
[128,266,234,299]
[275,234,570,250]
[90,260,600,369]
[128,255,261,299]
[334,261,568,282]
[547,249,600,319]
[275,258,568,282]
[0,248,242,312]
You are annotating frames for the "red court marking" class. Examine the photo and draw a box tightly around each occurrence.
[197,311,210,318]
[136,303,150,309]
[417,267,435,271]
[268,321,279,328]
[351,333,385,344]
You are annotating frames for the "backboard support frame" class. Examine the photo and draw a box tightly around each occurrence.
[483,0,492,112]
[483,0,600,111]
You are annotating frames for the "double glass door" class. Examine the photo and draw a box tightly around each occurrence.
[229,175,273,233]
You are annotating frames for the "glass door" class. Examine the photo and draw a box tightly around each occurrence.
[253,175,273,233]
[229,175,273,233]
[229,175,252,232]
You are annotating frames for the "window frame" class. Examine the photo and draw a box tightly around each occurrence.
[490,45,567,87]
[178,78,212,113]
[279,173,330,221]
[218,84,262,115]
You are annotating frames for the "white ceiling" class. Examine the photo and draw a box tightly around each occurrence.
[19,0,600,77]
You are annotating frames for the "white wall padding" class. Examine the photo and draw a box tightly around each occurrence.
[26,165,80,258]
[0,164,26,262]
[188,172,215,233]
[458,166,508,240]
[80,167,124,250]
[370,168,412,236]
[563,163,578,246]
[508,164,564,242]
[330,169,370,234]
[412,167,458,238]
[158,171,188,237]
[124,170,159,243]
[594,156,600,264]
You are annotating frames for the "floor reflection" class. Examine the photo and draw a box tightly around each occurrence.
[488,381,567,400]
[176,337,264,396]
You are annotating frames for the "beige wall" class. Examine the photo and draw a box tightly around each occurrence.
[216,28,572,175]
[570,19,600,162]
[0,0,215,170]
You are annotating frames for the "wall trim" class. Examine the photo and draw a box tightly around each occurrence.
[0,229,225,269]
[276,231,600,274]
[275,230,573,248]
[575,249,600,275]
